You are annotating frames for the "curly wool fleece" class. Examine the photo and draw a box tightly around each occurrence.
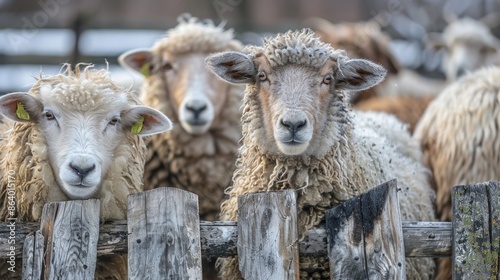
[218,30,436,279]
[0,65,147,280]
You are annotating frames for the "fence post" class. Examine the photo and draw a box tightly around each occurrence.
[39,199,100,279]
[128,187,202,279]
[21,230,43,280]
[237,190,299,279]
[452,181,500,279]
[326,179,406,279]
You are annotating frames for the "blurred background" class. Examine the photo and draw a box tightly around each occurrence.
[1,0,499,95]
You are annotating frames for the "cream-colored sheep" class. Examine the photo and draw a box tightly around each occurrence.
[119,14,243,222]
[414,66,500,280]
[206,29,436,279]
[0,64,172,279]
[429,17,500,81]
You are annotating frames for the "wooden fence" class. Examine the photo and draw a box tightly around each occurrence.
[1,180,499,279]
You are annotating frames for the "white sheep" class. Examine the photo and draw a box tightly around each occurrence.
[414,66,500,280]
[118,14,243,222]
[206,29,436,279]
[0,64,172,279]
[429,17,500,81]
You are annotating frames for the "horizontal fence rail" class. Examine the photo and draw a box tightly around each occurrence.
[0,220,453,259]
[1,181,498,279]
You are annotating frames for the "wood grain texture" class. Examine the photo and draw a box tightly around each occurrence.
[452,181,500,279]
[403,221,452,258]
[21,230,43,280]
[237,190,299,280]
[128,187,202,280]
[326,179,406,279]
[1,221,453,258]
[41,199,100,279]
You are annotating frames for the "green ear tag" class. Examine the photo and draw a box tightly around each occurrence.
[140,63,150,77]
[16,101,30,120]
[131,116,144,134]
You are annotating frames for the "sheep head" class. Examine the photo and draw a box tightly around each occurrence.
[207,30,386,157]
[428,18,500,81]
[119,15,241,135]
[0,66,172,200]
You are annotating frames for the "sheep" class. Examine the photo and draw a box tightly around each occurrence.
[414,66,500,280]
[0,64,172,279]
[354,95,434,134]
[118,14,243,222]
[305,17,401,103]
[428,17,500,81]
[206,29,436,279]
[306,18,443,133]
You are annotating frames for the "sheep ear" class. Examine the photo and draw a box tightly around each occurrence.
[335,59,387,91]
[0,92,42,123]
[122,106,173,136]
[205,51,256,84]
[118,49,154,77]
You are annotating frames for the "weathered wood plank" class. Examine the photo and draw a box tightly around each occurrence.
[128,187,202,279]
[452,181,500,279]
[403,221,452,258]
[0,221,454,258]
[327,179,406,279]
[40,199,100,279]
[40,201,58,279]
[488,182,500,280]
[22,230,43,280]
[237,190,299,279]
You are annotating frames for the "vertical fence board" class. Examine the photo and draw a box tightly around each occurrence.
[237,190,299,280]
[128,187,202,279]
[327,179,406,279]
[488,182,500,280]
[21,230,43,280]
[326,195,367,279]
[40,199,100,279]
[452,181,500,279]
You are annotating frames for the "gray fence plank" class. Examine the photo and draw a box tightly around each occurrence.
[327,179,406,279]
[452,181,500,279]
[21,230,43,280]
[488,182,500,280]
[128,187,202,279]
[40,199,100,279]
[237,190,299,279]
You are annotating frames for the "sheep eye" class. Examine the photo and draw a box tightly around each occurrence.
[109,117,120,125]
[258,71,267,81]
[323,74,333,85]
[45,111,55,120]
[161,62,172,71]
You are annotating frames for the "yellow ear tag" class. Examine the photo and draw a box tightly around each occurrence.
[140,63,150,77]
[131,116,144,134]
[16,101,30,120]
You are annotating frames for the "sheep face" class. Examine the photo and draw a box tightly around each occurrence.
[443,38,499,80]
[0,87,172,200]
[206,50,386,157]
[430,18,500,81]
[119,50,232,135]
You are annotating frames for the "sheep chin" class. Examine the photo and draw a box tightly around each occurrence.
[180,120,211,135]
[58,181,101,200]
[276,141,309,156]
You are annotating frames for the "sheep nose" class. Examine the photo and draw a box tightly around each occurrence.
[69,163,96,180]
[281,119,307,134]
[456,67,467,78]
[186,103,208,119]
